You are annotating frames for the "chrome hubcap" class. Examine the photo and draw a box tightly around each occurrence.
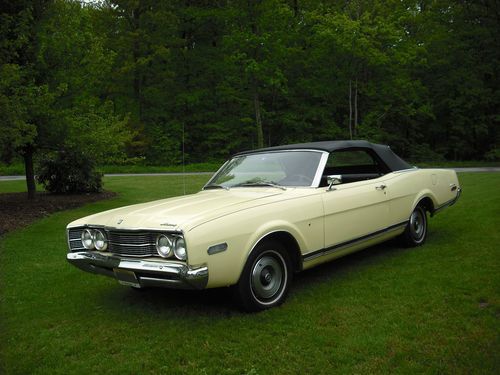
[410,209,425,240]
[251,251,284,301]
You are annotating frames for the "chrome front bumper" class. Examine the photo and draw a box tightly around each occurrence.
[67,251,208,290]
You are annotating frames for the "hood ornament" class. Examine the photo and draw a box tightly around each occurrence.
[160,223,176,227]
[117,219,123,224]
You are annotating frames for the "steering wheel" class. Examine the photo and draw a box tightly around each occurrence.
[284,174,313,185]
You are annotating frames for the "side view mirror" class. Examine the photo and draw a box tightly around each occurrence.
[327,175,342,190]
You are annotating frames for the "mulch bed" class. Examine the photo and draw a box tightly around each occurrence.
[0,191,116,236]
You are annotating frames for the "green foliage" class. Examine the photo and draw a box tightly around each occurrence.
[1,0,499,176]
[36,149,102,193]
[63,100,133,164]
[0,0,133,196]
[0,63,55,161]
[408,143,445,163]
[485,147,500,162]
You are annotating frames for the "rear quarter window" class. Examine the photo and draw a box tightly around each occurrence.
[328,150,377,167]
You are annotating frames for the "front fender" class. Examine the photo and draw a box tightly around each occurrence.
[185,194,324,288]
[244,219,307,258]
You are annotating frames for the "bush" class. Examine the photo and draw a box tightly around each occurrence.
[409,143,446,163]
[37,149,102,193]
[485,147,500,162]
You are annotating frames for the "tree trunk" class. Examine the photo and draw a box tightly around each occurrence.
[354,78,358,137]
[132,5,143,121]
[349,79,353,140]
[292,0,299,17]
[252,80,264,148]
[133,47,142,120]
[23,146,36,200]
[248,1,263,148]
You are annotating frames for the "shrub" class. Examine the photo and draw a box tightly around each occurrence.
[484,147,500,162]
[409,143,446,163]
[37,149,102,193]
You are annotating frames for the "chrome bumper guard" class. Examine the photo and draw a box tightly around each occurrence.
[67,251,208,290]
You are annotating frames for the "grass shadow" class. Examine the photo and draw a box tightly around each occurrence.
[94,281,240,318]
[91,228,457,315]
[292,239,406,291]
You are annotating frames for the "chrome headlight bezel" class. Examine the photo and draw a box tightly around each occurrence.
[93,229,108,251]
[81,229,95,250]
[156,234,173,258]
[174,237,187,261]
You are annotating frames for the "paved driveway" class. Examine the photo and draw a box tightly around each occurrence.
[0,168,498,182]
[0,172,213,181]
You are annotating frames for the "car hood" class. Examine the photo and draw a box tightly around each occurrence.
[67,189,286,232]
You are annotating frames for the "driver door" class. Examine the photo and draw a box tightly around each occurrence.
[321,149,390,249]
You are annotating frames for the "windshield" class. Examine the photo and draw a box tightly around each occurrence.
[206,151,323,189]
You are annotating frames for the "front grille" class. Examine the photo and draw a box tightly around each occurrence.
[68,228,167,258]
[108,243,157,257]
[68,229,84,251]
[108,231,155,245]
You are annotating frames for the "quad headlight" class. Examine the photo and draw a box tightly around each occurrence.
[81,229,95,250]
[156,234,173,258]
[174,237,187,261]
[80,228,107,251]
[155,234,187,260]
[94,229,108,251]
[78,229,185,259]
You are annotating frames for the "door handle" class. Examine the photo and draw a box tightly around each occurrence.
[375,184,387,191]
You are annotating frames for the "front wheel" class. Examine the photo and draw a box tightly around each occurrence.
[233,241,292,312]
[400,205,428,247]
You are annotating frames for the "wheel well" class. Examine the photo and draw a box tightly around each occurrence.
[418,197,435,215]
[256,231,302,272]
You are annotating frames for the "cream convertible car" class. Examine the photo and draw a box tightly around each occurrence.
[67,140,461,311]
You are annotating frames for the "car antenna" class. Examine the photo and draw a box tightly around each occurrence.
[182,122,186,195]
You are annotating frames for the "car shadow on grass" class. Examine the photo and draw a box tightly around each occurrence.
[92,232,450,315]
[294,239,405,285]
[293,223,456,287]
[95,281,240,318]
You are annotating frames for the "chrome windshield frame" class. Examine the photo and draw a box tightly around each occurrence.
[203,149,329,189]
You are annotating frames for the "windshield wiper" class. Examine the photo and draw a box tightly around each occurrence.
[203,183,229,191]
[233,181,287,190]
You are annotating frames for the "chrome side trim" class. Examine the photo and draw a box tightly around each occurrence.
[312,152,330,188]
[108,242,154,247]
[203,159,229,189]
[68,225,184,234]
[432,187,462,215]
[393,168,418,174]
[67,251,208,290]
[302,221,408,262]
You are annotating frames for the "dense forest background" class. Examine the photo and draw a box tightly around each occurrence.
[1,0,499,175]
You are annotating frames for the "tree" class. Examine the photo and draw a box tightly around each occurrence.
[222,0,293,148]
[5,0,495,170]
[408,0,499,160]
[0,0,54,199]
[0,0,133,198]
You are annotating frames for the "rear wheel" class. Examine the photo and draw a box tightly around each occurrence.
[401,204,428,247]
[233,241,292,312]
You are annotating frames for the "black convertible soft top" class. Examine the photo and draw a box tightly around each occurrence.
[235,140,413,172]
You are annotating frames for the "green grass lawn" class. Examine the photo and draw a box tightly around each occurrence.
[0,173,499,374]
